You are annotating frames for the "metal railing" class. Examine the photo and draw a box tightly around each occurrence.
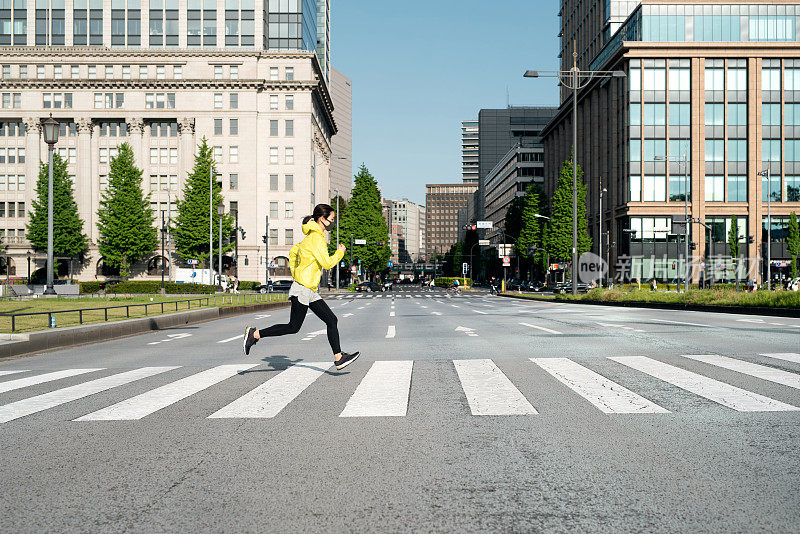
[1,293,286,332]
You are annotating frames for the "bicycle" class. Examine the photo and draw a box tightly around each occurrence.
[447,286,462,296]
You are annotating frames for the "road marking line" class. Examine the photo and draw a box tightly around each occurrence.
[451,304,460,308]
[218,334,244,343]
[0,368,103,394]
[301,329,326,342]
[650,318,711,327]
[390,311,395,317]
[761,353,800,364]
[0,367,177,423]
[0,370,28,377]
[343,313,354,318]
[340,361,413,417]
[453,359,537,416]
[683,354,800,390]
[519,322,562,335]
[254,314,272,319]
[208,363,331,419]
[357,306,365,310]
[473,309,487,314]
[76,364,258,421]
[609,356,798,412]
[386,325,396,338]
[431,312,441,315]
[421,306,428,309]
[531,358,668,414]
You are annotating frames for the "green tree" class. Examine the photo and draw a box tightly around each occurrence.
[338,165,390,275]
[27,153,89,269]
[327,193,349,257]
[173,138,234,269]
[728,215,740,288]
[503,195,525,242]
[788,211,799,278]
[547,153,592,263]
[96,143,158,278]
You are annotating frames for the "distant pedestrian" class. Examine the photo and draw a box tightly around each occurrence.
[243,204,360,370]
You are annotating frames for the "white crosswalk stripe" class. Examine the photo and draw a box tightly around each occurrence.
[0,368,102,394]
[682,354,800,390]
[340,361,413,417]
[761,353,800,364]
[453,359,538,416]
[0,370,28,377]
[208,362,330,419]
[75,364,258,421]
[0,367,177,423]
[532,358,669,414]
[609,356,799,412]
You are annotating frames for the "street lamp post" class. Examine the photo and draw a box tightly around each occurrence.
[160,212,166,293]
[598,183,606,288]
[533,214,551,284]
[334,188,340,290]
[758,168,772,290]
[655,152,690,292]
[162,187,173,283]
[42,115,59,296]
[217,203,225,291]
[209,164,215,286]
[525,42,625,295]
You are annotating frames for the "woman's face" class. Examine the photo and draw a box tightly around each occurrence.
[319,212,335,231]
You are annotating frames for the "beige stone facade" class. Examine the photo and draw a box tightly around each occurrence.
[425,183,478,259]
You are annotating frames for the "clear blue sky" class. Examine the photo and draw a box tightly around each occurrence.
[331,0,561,206]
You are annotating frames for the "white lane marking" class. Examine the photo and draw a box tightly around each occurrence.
[453,359,537,416]
[386,325,396,338]
[208,362,331,418]
[761,353,800,364]
[391,305,395,309]
[0,368,102,394]
[473,309,488,315]
[451,304,460,308]
[406,295,412,298]
[340,361,413,417]
[650,318,711,328]
[390,311,396,317]
[421,306,428,309]
[609,356,798,412]
[357,306,365,310]
[0,370,28,377]
[301,329,326,342]
[148,333,193,345]
[682,354,800,390]
[76,364,258,421]
[519,322,562,335]
[431,312,442,316]
[0,367,177,423]
[218,334,243,344]
[343,313,354,318]
[596,322,647,333]
[531,358,668,414]
[255,314,272,319]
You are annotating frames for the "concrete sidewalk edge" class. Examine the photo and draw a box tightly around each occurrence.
[0,301,291,361]
[500,293,800,318]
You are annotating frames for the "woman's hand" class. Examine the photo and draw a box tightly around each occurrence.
[337,244,346,252]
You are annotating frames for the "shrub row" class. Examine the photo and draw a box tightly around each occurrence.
[434,277,473,288]
[556,287,800,308]
[80,281,218,294]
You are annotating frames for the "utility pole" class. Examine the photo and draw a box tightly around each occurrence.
[350,234,354,284]
[335,190,340,290]
[599,177,604,288]
[208,164,214,286]
[161,211,166,292]
[234,210,239,278]
[265,215,270,288]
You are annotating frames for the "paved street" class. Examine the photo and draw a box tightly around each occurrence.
[1,289,799,532]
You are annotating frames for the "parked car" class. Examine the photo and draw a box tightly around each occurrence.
[253,279,293,294]
[355,282,383,292]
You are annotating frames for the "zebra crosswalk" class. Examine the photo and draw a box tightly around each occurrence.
[1,353,799,423]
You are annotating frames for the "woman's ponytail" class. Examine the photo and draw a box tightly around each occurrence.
[302,215,313,224]
[302,204,335,225]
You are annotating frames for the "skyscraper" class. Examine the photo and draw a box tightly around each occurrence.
[461,120,479,184]
[330,67,352,200]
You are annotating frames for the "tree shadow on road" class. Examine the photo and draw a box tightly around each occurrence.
[237,354,348,376]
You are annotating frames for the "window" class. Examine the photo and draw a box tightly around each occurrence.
[787,176,800,202]
[643,104,666,126]
[214,118,223,135]
[214,93,223,109]
[150,174,158,190]
[269,201,278,218]
[728,175,747,202]
[230,119,238,135]
[270,120,278,136]
[642,139,665,161]
[160,148,169,164]
[762,139,781,163]
[668,103,690,126]
[150,148,158,164]
[728,103,747,126]
[37,65,45,79]
[53,65,62,79]
[786,104,800,127]
[17,148,24,163]
[762,68,781,91]
[285,174,293,191]
[105,65,113,79]
[6,175,14,191]
[285,202,293,219]
[229,146,238,163]
[642,67,666,90]
[213,146,223,164]
[784,69,800,91]
[705,68,724,91]
[145,93,154,108]
[728,140,747,162]
[230,93,238,109]
[285,147,294,164]
[122,65,130,79]
[214,65,223,79]
[230,173,238,190]
[285,67,293,81]
[230,65,238,79]
[269,67,278,81]
[668,68,690,91]
[7,202,14,217]
[629,217,671,241]
[174,65,182,79]
[19,65,27,79]
[787,140,800,162]
[642,175,666,202]
[269,228,278,246]
[285,94,294,110]
[170,148,177,164]
[270,94,278,110]
[705,175,724,201]
[156,65,165,79]
[269,174,278,190]
[705,104,724,126]
[285,120,294,136]
[763,172,781,202]
[156,93,165,108]
[630,104,641,126]
[705,139,724,162]
[100,148,108,165]
[139,65,148,78]
[88,65,97,79]
[762,104,781,127]
[285,229,293,245]
[269,147,278,164]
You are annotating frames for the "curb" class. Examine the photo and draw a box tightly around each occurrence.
[0,301,290,360]
[499,293,800,318]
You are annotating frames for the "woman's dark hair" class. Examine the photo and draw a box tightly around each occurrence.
[302,203,335,225]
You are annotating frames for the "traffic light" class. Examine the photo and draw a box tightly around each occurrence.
[240,228,246,240]
[747,235,755,244]
[470,225,477,231]
[690,242,697,251]
[262,234,268,244]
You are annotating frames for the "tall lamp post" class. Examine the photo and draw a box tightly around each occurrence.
[757,168,772,290]
[533,214,551,283]
[42,115,59,296]
[525,43,626,295]
[655,152,690,292]
[160,212,166,293]
[209,164,215,286]
[598,182,607,288]
[217,203,225,291]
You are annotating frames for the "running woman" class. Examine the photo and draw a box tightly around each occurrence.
[243,204,360,370]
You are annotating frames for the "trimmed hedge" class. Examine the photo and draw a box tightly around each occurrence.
[237,281,260,290]
[434,277,472,288]
[79,282,104,294]
[105,281,218,294]
[556,287,800,309]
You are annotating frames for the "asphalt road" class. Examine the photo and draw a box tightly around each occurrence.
[1,288,799,533]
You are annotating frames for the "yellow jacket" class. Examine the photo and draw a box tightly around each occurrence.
[289,220,345,292]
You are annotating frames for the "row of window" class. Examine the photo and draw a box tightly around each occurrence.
[0,202,25,218]
[0,175,26,191]
[1,93,21,109]
[268,201,295,219]
[0,63,296,81]
[0,148,25,164]
[630,174,800,203]
[0,121,24,137]
[266,228,295,246]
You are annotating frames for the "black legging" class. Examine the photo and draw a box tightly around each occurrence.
[258,296,341,355]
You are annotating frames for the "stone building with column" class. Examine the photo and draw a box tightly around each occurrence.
[0,1,336,284]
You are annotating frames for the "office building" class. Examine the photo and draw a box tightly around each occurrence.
[386,198,426,263]
[329,67,352,200]
[543,0,800,284]
[0,0,336,284]
[425,183,478,258]
[461,120,479,183]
